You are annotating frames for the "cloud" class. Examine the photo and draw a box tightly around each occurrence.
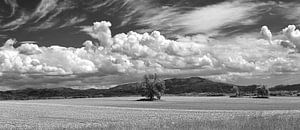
[121,0,270,37]
[1,0,75,31]
[17,43,42,55]
[85,0,117,12]
[0,34,8,39]
[4,0,18,17]
[59,16,86,28]
[260,24,300,52]
[1,21,300,90]
[1,12,31,31]
[277,2,300,25]
[169,1,262,34]
[32,0,59,22]
[81,21,113,47]
[27,20,59,31]
[282,25,300,52]
[260,26,272,43]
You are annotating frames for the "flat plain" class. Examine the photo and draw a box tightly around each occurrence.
[0,96,300,129]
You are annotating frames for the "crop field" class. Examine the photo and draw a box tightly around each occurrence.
[0,96,300,129]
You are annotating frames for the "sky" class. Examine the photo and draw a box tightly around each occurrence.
[0,0,300,90]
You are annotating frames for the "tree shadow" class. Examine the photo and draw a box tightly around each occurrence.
[252,96,269,99]
[136,98,163,101]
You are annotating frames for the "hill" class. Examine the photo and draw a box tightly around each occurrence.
[269,84,300,91]
[0,77,265,100]
[111,77,257,94]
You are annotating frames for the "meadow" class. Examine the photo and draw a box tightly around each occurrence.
[0,96,300,130]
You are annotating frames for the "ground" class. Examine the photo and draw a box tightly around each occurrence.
[0,96,300,129]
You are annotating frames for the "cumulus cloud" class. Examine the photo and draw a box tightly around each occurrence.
[260,26,272,43]
[1,39,16,49]
[81,21,113,47]
[17,43,42,55]
[282,25,300,52]
[1,21,300,89]
[259,25,300,52]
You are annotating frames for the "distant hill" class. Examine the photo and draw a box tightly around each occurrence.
[269,84,300,91]
[1,76,293,100]
[111,77,257,94]
[165,77,233,94]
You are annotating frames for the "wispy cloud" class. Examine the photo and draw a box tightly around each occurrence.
[32,0,59,23]
[27,20,59,31]
[122,0,271,37]
[59,16,86,28]
[1,0,75,31]
[4,0,18,17]
[0,34,8,38]
[276,2,300,25]
[2,12,30,31]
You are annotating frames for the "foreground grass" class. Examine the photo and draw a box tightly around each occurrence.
[163,114,300,130]
[105,114,300,130]
[0,97,300,130]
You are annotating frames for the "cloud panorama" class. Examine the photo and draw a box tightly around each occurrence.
[0,0,300,90]
[0,20,300,90]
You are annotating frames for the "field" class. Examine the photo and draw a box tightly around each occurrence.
[0,96,300,130]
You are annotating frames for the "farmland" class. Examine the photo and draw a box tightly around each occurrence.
[0,96,300,129]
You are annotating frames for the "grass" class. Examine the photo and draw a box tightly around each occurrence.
[0,96,299,129]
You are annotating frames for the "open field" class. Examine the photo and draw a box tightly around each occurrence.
[0,96,300,129]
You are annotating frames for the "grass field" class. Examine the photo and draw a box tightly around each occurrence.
[0,96,300,129]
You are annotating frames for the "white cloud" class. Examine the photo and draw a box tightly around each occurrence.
[81,21,113,47]
[282,25,300,52]
[17,43,42,55]
[260,24,300,52]
[260,26,272,43]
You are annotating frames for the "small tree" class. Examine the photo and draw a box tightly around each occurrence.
[139,73,166,101]
[256,85,269,98]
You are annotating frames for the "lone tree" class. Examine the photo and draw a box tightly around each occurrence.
[256,85,269,98]
[232,86,241,97]
[139,73,166,101]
